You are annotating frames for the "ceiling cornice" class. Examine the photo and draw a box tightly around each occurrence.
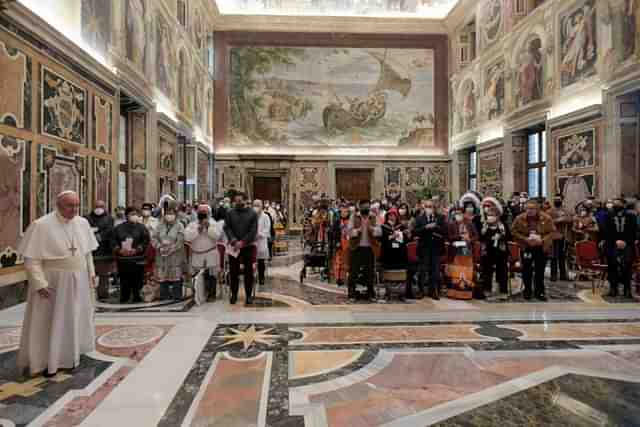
[443,0,476,32]
[212,14,449,34]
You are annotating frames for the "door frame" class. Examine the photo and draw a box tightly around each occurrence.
[335,168,374,202]
[246,169,289,205]
[329,162,384,200]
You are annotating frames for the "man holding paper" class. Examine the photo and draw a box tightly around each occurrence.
[512,199,555,301]
[112,206,150,303]
[224,192,258,305]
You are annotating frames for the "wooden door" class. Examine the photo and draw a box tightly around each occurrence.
[336,169,372,202]
[253,177,282,203]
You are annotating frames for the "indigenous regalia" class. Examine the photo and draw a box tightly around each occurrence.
[332,212,351,286]
[479,202,510,298]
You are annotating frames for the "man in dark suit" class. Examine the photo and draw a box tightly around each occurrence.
[414,199,447,300]
[601,196,638,298]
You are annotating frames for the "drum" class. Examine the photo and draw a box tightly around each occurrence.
[447,254,475,300]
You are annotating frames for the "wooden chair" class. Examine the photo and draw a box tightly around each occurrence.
[574,240,608,295]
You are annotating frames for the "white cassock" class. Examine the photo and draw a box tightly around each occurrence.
[256,212,271,261]
[184,219,223,273]
[17,212,98,375]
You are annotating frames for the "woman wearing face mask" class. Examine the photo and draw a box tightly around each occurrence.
[479,205,509,300]
[448,206,479,259]
[379,209,411,300]
[573,200,599,242]
[152,202,187,301]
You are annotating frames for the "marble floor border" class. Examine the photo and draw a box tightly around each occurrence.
[288,324,501,346]
[81,319,218,427]
[288,349,365,380]
[503,322,640,341]
[380,363,640,427]
[27,351,133,427]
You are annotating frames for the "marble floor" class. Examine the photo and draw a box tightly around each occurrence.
[2,257,640,426]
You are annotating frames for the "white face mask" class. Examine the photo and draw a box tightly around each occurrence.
[580,211,588,217]
[425,208,434,216]
[465,207,474,214]
[142,209,151,217]
[128,215,139,223]
[165,214,176,223]
[253,206,262,213]
[606,203,614,209]
[487,216,497,224]
[94,208,105,216]
[398,209,407,216]
[519,198,527,204]
[455,214,464,222]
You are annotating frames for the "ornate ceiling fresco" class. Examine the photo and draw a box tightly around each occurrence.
[214,0,460,19]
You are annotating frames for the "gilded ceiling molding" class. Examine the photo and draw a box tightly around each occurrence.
[212,15,448,34]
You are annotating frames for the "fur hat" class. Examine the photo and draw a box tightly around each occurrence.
[460,191,482,209]
[481,196,504,216]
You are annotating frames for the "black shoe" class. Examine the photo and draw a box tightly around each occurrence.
[523,292,532,300]
[550,276,558,283]
[337,279,344,287]
[608,288,618,298]
[245,297,253,306]
[416,291,424,300]
[536,294,548,302]
[560,275,570,282]
[230,295,237,305]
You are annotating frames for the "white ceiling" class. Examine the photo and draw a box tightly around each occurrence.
[214,0,461,19]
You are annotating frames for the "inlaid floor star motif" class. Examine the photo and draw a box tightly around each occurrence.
[220,325,280,351]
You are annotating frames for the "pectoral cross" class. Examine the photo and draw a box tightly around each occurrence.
[69,242,78,256]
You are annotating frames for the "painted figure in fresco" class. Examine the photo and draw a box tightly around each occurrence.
[126,0,146,70]
[483,0,502,43]
[517,38,543,107]
[561,5,595,83]
[462,83,475,130]
[157,20,173,97]
[485,63,504,120]
[560,174,592,214]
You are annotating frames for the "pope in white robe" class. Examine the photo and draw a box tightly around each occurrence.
[17,191,98,376]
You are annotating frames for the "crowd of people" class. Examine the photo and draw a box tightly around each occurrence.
[85,192,287,306]
[306,191,640,302]
[12,188,640,378]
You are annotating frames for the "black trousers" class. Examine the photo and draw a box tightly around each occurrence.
[229,246,255,300]
[607,247,634,294]
[117,261,144,303]
[418,250,441,294]
[258,259,267,285]
[522,248,546,297]
[348,247,375,299]
[268,240,274,260]
[204,269,217,300]
[482,251,508,294]
[551,239,568,280]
